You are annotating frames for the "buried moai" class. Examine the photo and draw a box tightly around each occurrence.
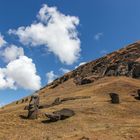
[109,93,120,104]
[137,89,140,98]
[134,89,140,100]
[27,94,39,119]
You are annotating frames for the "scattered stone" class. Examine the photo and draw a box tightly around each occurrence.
[109,93,120,104]
[27,94,39,119]
[45,108,75,122]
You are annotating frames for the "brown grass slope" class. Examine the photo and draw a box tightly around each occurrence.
[0,42,140,140]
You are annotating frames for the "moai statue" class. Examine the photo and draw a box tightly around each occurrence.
[137,89,140,99]
[27,94,39,119]
[109,93,120,104]
[21,99,24,103]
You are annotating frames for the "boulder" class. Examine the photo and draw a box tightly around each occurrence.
[74,76,92,85]
[81,78,92,85]
[45,108,75,122]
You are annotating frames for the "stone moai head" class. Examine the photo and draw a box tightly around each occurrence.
[137,89,140,98]
[27,94,39,119]
[109,93,120,104]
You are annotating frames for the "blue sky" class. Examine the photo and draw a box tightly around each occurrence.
[0,0,140,106]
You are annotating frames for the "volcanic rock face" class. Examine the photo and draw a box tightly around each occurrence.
[48,42,140,88]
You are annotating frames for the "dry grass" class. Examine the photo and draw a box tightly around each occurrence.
[0,77,140,140]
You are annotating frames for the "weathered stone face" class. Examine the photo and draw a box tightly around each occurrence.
[27,94,39,119]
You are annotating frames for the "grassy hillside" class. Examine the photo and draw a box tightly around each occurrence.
[1,76,140,140]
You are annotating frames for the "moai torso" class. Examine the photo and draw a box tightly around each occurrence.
[28,94,39,119]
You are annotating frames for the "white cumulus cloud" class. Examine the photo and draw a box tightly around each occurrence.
[0,68,15,89]
[0,56,41,90]
[75,61,87,69]
[0,33,6,48]
[1,45,24,62]
[59,68,70,74]
[9,4,81,65]
[46,71,58,84]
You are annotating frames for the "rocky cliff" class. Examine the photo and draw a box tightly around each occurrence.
[48,42,140,88]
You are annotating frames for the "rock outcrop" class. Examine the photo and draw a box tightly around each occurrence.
[46,42,140,88]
